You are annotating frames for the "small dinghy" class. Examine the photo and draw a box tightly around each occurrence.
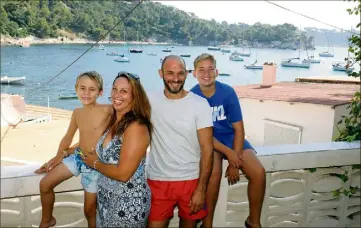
[58,93,78,100]
[1,76,26,85]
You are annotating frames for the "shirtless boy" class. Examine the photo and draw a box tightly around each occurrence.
[34,71,112,228]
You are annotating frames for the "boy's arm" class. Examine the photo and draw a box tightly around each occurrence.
[227,89,245,156]
[56,111,78,157]
[213,137,235,157]
[232,120,245,156]
[35,112,78,173]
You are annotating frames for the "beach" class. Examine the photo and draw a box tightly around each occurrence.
[0,34,172,47]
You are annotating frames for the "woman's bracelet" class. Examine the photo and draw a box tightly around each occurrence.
[93,160,99,169]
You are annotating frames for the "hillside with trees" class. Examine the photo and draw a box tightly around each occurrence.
[0,0,350,47]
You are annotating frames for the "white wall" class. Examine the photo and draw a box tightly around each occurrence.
[332,104,350,141]
[240,98,336,146]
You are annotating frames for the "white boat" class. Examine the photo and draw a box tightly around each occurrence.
[207,46,221,51]
[114,57,130,63]
[148,52,157,56]
[332,61,354,72]
[319,51,334,57]
[106,52,124,57]
[231,50,251,57]
[180,54,191,58]
[162,48,171,52]
[1,76,26,85]
[238,52,251,57]
[160,55,170,63]
[219,73,231,77]
[281,58,311,68]
[229,54,244,61]
[307,55,321,63]
[244,61,263,70]
[129,49,143,53]
[98,44,105,50]
[221,48,231,53]
[58,93,78,100]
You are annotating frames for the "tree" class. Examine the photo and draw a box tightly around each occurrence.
[336,0,361,142]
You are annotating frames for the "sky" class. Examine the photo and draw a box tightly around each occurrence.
[155,1,359,31]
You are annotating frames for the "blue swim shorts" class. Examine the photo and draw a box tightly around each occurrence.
[222,139,256,160]
[62,147,99,193]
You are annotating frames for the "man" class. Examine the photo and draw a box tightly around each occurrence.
[191,53,266,228]
[147,55,214,228]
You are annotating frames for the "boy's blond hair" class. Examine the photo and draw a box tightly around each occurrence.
[193,53,217,69]
[75,71,103,91]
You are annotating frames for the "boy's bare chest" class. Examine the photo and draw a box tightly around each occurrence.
[77,114,109,132]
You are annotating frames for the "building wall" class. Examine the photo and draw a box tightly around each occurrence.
[240,98,336,146]
[332,103,350,141]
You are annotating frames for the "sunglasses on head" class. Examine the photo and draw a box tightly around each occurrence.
[117,71,140,82]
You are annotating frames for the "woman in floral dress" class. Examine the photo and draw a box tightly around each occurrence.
[82,72,152,227]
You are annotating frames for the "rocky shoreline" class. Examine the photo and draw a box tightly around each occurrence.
[0,35,172,47]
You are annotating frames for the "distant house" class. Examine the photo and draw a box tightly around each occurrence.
[234,77,360,146]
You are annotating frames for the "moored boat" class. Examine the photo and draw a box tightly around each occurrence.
[1,76,26,85]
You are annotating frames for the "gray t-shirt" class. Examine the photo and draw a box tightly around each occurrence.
[146,91,213,181]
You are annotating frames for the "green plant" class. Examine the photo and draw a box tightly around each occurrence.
[336,0,361,142]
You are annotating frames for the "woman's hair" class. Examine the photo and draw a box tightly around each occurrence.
[106,73,152,138]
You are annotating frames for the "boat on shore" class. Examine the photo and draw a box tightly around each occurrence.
[1,76,26,85]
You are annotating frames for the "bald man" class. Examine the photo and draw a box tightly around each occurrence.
[146,55,214,228]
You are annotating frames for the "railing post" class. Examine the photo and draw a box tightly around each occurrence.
[338,165,352,227]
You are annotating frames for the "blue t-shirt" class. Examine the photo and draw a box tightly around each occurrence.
[191,81,242,148]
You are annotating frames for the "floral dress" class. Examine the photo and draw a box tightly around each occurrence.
[96,130,151,227]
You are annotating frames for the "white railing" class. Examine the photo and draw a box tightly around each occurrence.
[1,141,360,227]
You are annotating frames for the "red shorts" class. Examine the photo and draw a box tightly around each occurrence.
[147,179,208,221]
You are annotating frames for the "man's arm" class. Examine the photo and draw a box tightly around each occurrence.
[196,126,214,192]
[189,126,214,214]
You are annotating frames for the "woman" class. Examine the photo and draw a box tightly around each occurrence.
[82,72,152,227]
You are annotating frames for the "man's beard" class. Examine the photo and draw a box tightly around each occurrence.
[163,78,185,94]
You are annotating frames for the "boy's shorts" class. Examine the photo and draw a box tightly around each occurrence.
[222,139,256,159]
[62,147,99,193]
[147,178,208,221]
[243,139,254,151]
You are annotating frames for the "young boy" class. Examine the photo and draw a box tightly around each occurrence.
[190,54,266,228]
[34,71,112,228]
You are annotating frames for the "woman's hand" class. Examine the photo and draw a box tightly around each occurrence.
[81,150,99,169]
